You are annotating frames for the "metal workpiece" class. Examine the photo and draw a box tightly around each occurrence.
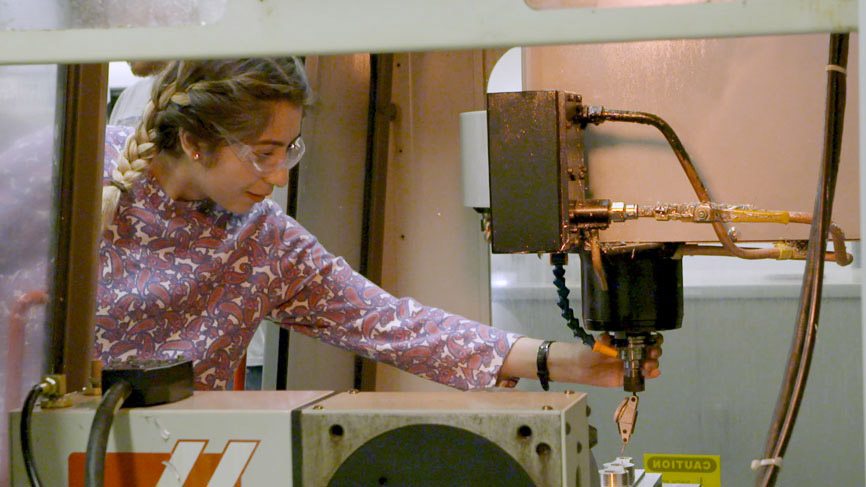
[599,460,662,487]
[602,457,635,486]
[599,464,629,487]
[615,457,636,485]
[298,391,590,487]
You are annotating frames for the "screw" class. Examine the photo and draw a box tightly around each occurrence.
[728,226,740,241]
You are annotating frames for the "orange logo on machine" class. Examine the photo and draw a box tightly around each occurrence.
[68,439,260,487]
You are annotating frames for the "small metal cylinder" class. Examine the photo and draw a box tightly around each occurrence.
[609,201,638,222]
[615,457,636,485]
[570,199,612,226]
[599,465,629,487]
[618,336,647,393]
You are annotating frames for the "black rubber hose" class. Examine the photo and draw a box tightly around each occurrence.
[551,256,595,347]
[756,32,849,487]
[21,384,46,487]
[85,380,132,487]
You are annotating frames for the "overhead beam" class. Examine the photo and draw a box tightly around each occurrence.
[0,0,856,65]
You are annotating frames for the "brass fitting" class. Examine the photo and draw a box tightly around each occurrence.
[83,360,104,396]
[39,374,72,409]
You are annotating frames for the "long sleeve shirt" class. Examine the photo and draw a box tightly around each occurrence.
[95,127,522,390]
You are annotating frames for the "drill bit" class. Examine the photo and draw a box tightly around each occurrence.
[614,393,639,452]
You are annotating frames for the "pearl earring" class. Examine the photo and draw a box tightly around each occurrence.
[193,152,200,160]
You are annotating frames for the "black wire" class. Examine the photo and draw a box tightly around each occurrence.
[85,381,132,487]
[21,384,46,487]
[552,258,595,347]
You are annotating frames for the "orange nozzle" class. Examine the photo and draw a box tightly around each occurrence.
[593,341,619,358]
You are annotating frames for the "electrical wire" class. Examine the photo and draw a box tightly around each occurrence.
[756,32,849,487]
[85,380,132,487]
[21,383,49,487]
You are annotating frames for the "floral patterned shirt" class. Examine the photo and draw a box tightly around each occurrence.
[94,127,522,390]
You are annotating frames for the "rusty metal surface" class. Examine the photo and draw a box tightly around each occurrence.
[488,91,583,253]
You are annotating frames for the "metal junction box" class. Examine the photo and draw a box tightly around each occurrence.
[487,91,585,254]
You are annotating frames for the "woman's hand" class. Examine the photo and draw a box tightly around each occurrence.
[500,334,662,388]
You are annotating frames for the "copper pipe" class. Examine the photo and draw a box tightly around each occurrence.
[602,243,665,256]
[589,232,608,291]
[587,109,783,261]
[639,206,851,265]
[787,212,852,265]
[6,290,48,409]
[679,244,845,263]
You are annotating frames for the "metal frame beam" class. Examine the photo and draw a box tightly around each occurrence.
[0,0,856,64]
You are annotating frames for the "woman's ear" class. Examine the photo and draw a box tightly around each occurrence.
[178,129,205,163]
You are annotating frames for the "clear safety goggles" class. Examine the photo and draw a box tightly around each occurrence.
[228,134,306,174]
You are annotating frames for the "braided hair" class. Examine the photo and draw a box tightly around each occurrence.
[101,57,312,232]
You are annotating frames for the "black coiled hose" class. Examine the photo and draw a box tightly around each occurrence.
[21,383,47,487]
[85,380,132,487]
[551,255,595,348]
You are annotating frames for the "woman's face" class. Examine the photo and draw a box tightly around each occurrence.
[194,100,303,214]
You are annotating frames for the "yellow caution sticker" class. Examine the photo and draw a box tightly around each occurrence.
[643,453,721,487]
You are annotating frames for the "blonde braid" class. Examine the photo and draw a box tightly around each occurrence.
[100,81,182,233]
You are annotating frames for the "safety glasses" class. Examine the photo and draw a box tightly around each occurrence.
[226,134,305,174]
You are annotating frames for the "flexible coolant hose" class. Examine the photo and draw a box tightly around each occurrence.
[84,381,132,487]
[21,384,47,487]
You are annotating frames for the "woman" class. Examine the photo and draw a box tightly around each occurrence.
[96,57,661,390]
